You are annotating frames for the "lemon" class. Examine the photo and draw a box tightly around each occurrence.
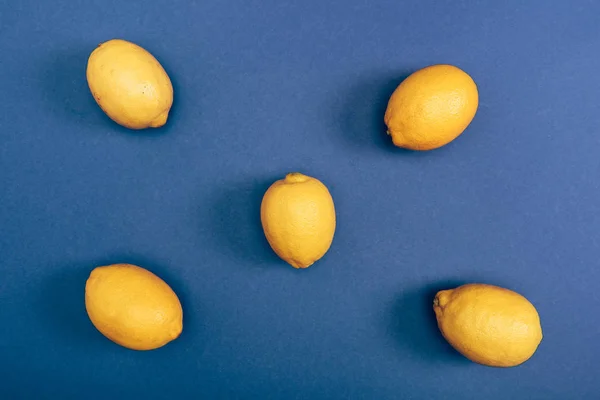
[434,283,542,367]
[261,173,336,268]
[384,64,478,150]
[85,263,183,350]
[86,39,173,129]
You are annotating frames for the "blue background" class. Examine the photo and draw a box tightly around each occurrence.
[1,0,598,398]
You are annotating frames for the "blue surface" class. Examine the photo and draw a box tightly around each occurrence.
[1,0,599,398]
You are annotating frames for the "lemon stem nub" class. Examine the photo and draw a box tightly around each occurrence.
[285,173,309,183]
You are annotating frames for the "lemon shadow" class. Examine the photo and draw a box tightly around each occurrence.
[333,69,462,157]
[206,176,282,268]
[35,263,99,348]
[39,46,106,124]
[39,45,177,137]
[333,70,411,152]
[386,280,473,365]
[36,255,195,351]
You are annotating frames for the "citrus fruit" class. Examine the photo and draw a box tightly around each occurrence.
[86,39,173,129]
[433,283,542,367]
[261,172,336,268]
[384,64,478,150]
[85,263,183,350]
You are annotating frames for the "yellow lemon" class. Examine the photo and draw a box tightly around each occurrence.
[384,64,478,150]
[86,39,173,129]
[261,173,336,268]
[85,263,183,350]
[434,283,542,367]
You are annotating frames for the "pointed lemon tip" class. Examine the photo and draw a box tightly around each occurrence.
[433,290,453,309]
[284,172,309,184]
[388,129,408,149]
[149,110,170,128]
[170,323,183,340]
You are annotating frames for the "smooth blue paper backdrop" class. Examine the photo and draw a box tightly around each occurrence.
[1,0,599,398]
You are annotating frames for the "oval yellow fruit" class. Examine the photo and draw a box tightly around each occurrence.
[433,283,542,367]
[384,64,478,150]
[86,39,173,129]
[261,172,336,269]
[85,263,183,350]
